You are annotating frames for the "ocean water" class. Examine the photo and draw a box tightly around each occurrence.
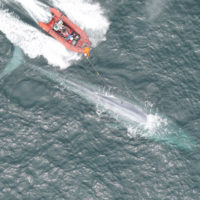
[0,0,200,199]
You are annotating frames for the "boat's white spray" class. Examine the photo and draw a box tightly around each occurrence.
[10,0,52,23]
[0,8,79,68]
[0,0,109,68]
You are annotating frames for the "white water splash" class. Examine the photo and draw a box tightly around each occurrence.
[145,114,167,131]
[13,0,52,23]
[126,111,194,150]
[126,105,168,139]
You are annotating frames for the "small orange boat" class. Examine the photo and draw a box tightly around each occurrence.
[39,8,91,58]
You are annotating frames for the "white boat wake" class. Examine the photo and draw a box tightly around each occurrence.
[9,0,52,23]
[0,0,109,68]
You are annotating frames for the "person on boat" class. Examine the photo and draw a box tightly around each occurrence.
[66,34,73,40]
[53,20,64,31]
[65,28,74,40]
[53,24,59,31]
[62,31,68,37]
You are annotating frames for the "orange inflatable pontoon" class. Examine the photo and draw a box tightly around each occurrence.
[39,8,91,58]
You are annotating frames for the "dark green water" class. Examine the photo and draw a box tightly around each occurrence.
[0,0,200,199]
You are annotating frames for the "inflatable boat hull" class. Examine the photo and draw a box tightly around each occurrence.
[38,8,91,58]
